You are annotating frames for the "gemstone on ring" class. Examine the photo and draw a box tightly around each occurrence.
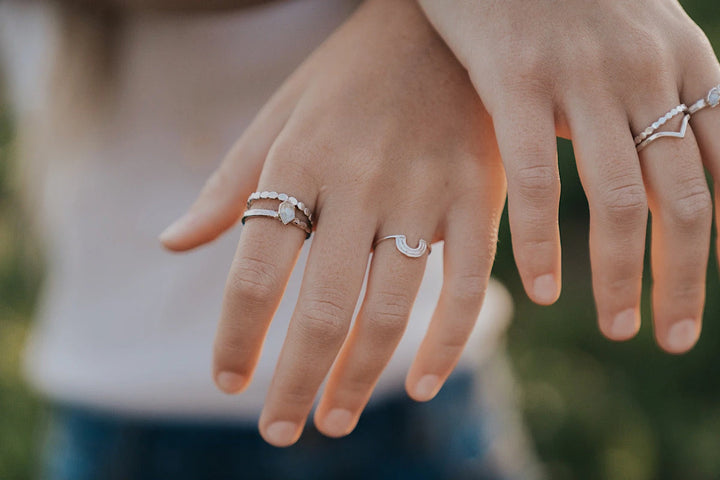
[278,200,296,225]
[709,87,720,107]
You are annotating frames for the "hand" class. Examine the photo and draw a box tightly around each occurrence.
[419,0,720,353]
[159,0,506,446]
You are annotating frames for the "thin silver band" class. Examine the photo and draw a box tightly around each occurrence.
[247,191,313,222]
[373,235,431,258]
[636,114,690,152]
[688,85,720,115]
[241,208,312,237]
[633,104,688,146]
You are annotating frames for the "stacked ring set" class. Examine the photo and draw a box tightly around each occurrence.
[634,84,720,152]
[242,191,313,238]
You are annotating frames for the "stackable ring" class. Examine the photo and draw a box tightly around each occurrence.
[373,235,431,258]
[242,191,314,238]
[688,84,720,115]
[242,208,312,238]
[633,104,688,146]
[247,191,313,222]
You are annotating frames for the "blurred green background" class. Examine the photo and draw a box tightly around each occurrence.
[1,2,720,479]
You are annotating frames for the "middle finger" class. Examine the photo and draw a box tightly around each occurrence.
[631,96,712,353]
[258,198,375,447]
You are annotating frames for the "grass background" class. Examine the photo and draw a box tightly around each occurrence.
[1,2,720,479]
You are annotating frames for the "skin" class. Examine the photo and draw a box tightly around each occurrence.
[160,0,506,446]
[418,0,720,353]
[159,0,720,445]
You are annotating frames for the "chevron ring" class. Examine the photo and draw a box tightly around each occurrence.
[374,235,431,258]
[635,104,690,153]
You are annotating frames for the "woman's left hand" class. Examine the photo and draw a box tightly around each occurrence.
[160,0,506,446]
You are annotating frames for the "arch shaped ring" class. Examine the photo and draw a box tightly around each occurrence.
[373,235,431,258]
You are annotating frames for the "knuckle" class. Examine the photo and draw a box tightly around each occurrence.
[598,183,648,225]
[619,27,667,76]
[338,374,374,397]
[518,238,557,267]
[669,184,712,228]
[512,164,559,201]
[276,382,316,406]
[202,167,230,196]
[298,292,351,343]
[669,279,705,301]
[566,40,603,76]
[213,341,251,371]
[601,274,641,298]
[365,291,412,338]
[676,22,714,63]
[440,323,474,350]
[501,46,553,86]
[447,272,488,307]
[264,138,321,185]
[229,256,281,304]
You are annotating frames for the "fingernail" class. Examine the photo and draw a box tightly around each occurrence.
[264,421,299,447]
[158,215,191,243]
[321,409,354,438]
[215,371,245,394]
[610,309,639,340]
[533,274,558,304]
[414,374,441,401]
[666,319,699,353]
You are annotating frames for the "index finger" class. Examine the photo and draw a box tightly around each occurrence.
[212,188,313,394]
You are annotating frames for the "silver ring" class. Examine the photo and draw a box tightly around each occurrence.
[247,191,313,222]
[373,235,431,258]
[633,104,688,147]
[688,84,720,115]
[241,208,312,238]
[636,114,690,152]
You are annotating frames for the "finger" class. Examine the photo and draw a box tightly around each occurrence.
[259,200,375,447]
[313,228,430,438]
[680,46,720,269]
[567,98,647,341]
[211,160,317,394]
[493,99,562,305]
[632,100,712,354]
[159,76,306,251]
[406,179,505,402]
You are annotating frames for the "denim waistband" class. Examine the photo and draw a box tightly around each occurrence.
[41,371,507,480]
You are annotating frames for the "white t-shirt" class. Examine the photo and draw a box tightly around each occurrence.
[0,0,512,420]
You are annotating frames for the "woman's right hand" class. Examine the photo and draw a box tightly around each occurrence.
[419,0,720,353]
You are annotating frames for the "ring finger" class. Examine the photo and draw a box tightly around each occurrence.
[313,226,432,438]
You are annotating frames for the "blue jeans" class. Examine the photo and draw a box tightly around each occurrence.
[40,372,505,480]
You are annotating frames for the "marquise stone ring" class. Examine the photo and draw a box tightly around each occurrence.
[242,191,314,238]
[373,235,431,258]
[688,84,720,115]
